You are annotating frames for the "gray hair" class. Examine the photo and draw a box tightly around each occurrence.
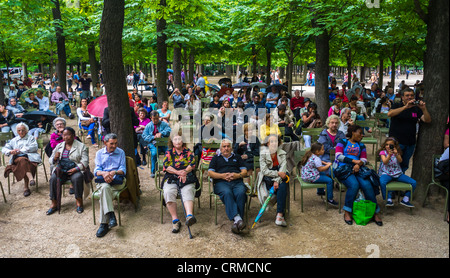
[220,138,232,149]
[103,133,118,143]
[16,122,29,132]
[53,117,66,128]
[340,107,351,118]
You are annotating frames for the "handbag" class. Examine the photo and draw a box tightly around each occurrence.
[59,158,77,173]
[94,175,125,185]
[353,200,376,226]
[333,163,353,181]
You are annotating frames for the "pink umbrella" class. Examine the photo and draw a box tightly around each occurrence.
[87,95,135,118]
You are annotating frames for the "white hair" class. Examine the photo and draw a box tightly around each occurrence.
[16,122,29,132]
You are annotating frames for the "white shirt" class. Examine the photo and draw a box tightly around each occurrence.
[36,96,50,111]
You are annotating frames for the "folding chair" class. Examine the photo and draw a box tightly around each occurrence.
[423,154,449,221]
[92,178,128,226]
[293,149,328,212]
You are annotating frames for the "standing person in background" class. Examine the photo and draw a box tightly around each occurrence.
[387,88,431,173]
[78,72,92,100]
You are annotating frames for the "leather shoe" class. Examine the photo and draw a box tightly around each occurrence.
[373,216,383,226]
[96,224,110,238]
[108,212,117,229]
[344,215,353,225]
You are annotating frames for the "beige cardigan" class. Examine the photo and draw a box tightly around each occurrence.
[255,146,288,205]
[50,139,89,173]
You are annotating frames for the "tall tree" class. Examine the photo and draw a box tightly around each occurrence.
[51,0,67,93]
[155,0,168,107]
[99,0,134,158]
[412,0,449,203]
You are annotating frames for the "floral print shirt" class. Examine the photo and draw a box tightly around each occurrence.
[378,150,403,178]
[301,154,322,183]
[163,147,195,172]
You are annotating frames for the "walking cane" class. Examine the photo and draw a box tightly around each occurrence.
[176,181,193,239]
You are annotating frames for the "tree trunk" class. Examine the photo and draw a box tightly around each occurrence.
[412,0,449,204]
[314,31,331,123]
[99,0,134,158]
[156,0,168,107]
[378,58,384,89]
[51,0,67,93]
[88,42,99,87]
[188,48,195,84]
[346,50,352,89]
[266,48,272,85]
[173,44,182,91]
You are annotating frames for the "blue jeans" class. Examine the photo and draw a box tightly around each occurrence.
[56,104,72,117]
[79,122,96,144]
[399,144,415,173]
[213,180,247,221]
[315,172,334,201]
[379,174,416,200]
[265,102,277,110]
[274,181,288,215]
[149,144,167,174]
[341,174,380,214]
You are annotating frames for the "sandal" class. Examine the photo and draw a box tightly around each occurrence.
[46,207,57,215]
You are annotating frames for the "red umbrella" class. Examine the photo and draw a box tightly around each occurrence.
[87,95,135,118]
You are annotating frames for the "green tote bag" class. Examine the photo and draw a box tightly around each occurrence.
[353,200,376,226]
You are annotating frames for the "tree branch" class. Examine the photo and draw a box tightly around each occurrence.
[414,0,428,24]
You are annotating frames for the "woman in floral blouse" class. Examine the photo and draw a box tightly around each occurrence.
[162,133,197,233]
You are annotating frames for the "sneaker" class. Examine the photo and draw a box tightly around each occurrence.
[150,173,155,178]
[185,215,197,227]
[386,200,394,207]
[327,199,338,206]
[275,216,287,227]
[400,200,415,208]
[172,220,181,233]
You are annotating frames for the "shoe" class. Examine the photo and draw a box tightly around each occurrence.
[150,174,155,178]
[142,160,147,166]
[172,220,181,233]
[96,224,110,238]
[386,200,394,207]
[69,114,75,119]
[29,180,36,187]
[185,215,197,227]
[373,215,383,226]
[46,207,57,215]
[231,222,240,234]
[400,200,415,208]
[237,219,246,231]
[76,206,84,214]
[344,214,353,225]
[86,135,91,139]
[69,187,75,195]
[23,189,31,197]
[275,216,287,227]
[327,199,339,206]
[108,212,117,229]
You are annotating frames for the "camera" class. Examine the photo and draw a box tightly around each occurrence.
[414,100,421,105]
[389,145,395,150]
